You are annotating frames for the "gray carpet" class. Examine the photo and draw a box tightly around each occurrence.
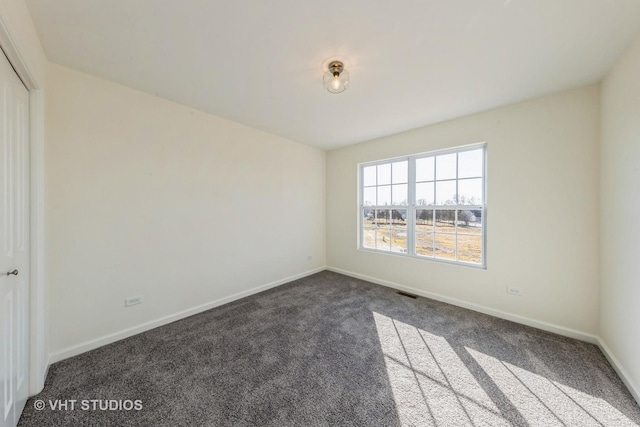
[19,271,640,426]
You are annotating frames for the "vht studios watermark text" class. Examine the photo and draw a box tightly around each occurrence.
[34,399,142,411]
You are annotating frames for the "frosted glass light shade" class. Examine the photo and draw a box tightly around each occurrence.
[323,61,350,93]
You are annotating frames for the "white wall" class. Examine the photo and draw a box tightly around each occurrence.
[46,63,326,359]
[600,33,640,400]
[327,85,600,336]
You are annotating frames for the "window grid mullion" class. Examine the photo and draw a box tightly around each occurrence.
[360,166,364,249]
[434,156,438,206]
[454,209,458,261]
[408,158,416,256]
[455,152,459,204]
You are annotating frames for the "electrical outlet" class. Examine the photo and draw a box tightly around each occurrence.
[506,286,522,296]
[125,296,143,307]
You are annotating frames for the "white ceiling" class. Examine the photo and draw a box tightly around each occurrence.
[26,0,640,150]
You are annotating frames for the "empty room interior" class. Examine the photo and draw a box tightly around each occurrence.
[1,0,640,426]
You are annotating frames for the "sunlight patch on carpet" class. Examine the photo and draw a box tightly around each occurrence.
[467,347,637,427]
[372,312,509,426]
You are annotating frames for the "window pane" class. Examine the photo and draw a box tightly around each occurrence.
[391,229,407,253]
[363,187,376,206]
[363,228,376,249]
[416,182,434,206]
[362,209,375,227]
[435,180,456,205]
[392,184,408,205]
[458,178,483,205]
[392,161,408,184]
[434,233,456,260]
[363,165,376,186]
[436,153,456,180]
[376,228,391,251]
[416,157,434,182]
[457,210,482,235]
[458,149,483,179]
[377,185,391,206]
[391,209,407,229]
[457,235,482,264]
[416,232,434,257]
[435,210,456,233]
[377,163,391,185]
[416,209,434,232]
[375,209,390,226]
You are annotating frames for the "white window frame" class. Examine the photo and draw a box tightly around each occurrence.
[358,143,487,269]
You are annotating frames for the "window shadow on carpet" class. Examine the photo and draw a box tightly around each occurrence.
[371,307,640,426]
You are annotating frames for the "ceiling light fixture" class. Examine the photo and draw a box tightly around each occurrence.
[323,60,349,94]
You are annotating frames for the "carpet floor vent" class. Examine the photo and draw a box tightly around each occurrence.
[396,291,418,299]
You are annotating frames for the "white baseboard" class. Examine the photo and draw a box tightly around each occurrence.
[48,267,326,364]
[40,363,49,391]
[597,338,640,405]
[326,266,599,344]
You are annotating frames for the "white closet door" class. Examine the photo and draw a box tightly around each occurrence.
[0,48,30,427]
